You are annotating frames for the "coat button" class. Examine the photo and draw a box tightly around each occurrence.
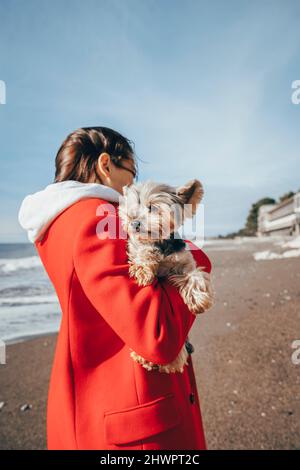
[189,392,195,404]
[185,340,194,355]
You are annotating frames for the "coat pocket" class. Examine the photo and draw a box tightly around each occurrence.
[103,392,182,445]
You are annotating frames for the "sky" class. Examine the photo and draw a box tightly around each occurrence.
[0,0,299,242]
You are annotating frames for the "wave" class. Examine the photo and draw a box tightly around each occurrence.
[0,294,58,307]
[0,284,53,297]
[0,256,42,273]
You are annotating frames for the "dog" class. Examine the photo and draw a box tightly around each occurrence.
[118,178,215,373]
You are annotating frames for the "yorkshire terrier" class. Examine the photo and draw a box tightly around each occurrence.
[118,179,215,373]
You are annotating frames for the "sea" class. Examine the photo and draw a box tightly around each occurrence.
[0,243,61,345]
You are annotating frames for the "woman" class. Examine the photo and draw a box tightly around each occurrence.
[18,127,212,450]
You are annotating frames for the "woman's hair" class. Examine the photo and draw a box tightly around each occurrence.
[54,126,139,183]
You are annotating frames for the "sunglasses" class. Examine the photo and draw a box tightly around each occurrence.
[117,163,137,180]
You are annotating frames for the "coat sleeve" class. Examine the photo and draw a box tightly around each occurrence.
[73,211,198,366]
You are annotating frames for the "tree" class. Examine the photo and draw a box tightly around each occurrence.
[242,197,276,236]
[279,191,295,203]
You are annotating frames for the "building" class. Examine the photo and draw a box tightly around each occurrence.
[257,192,300,237]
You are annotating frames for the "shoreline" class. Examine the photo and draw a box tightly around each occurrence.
[3,330,59,346]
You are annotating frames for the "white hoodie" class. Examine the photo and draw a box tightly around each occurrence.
[18,180,122,244]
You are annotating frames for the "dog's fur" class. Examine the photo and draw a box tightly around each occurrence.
[118,179,215,373]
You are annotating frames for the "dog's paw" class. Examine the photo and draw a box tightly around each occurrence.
[169,268,215,314]
[186,269,215,314]
[129,263,156,286]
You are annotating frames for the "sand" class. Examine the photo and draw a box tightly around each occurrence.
[0,238,299,449]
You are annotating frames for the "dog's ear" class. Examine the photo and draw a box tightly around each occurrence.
[175,179,204,218]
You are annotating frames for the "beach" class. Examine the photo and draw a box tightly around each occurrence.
[0,236,299,449]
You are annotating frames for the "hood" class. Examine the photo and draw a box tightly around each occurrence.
[18,180,121,244]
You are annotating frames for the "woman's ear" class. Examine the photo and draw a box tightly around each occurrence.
[175,179,204,218]
[96,153,111,180]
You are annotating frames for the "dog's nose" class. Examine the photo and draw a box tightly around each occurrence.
[130,220,141,232]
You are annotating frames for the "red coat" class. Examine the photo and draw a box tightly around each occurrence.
[35,197,212,450]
